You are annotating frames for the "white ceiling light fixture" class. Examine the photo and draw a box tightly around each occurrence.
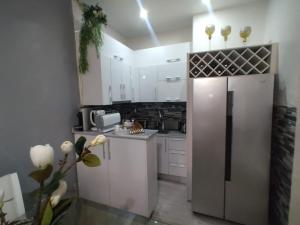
[201,0,213,14]
[140,8,148,20]
[201,0,211,7]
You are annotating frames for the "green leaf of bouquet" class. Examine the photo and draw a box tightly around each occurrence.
[43,171,64,195]
[75,136,86,156]
[41,201,53,225]
[29,165,53,183]
[52,198,74,224]
[82,154,101,167]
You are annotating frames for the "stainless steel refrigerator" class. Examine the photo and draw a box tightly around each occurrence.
[192,74,274,225]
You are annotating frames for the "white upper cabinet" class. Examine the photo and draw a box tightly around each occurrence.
[157,79,187,102]
[138,66,158,102]
[134,42,191,66]
[135,42,190,102]
[130,67,139,102]
[77,32,134,105]
[157,61,187,81]
[111,57,123,102]
[111,58,132,102]
[77,31,190,105]
[122,64,132,101]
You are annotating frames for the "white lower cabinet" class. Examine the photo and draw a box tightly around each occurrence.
[157,137,168,174]
[75,134,157,218]
[75,134,110,205]
[157,136,187,177]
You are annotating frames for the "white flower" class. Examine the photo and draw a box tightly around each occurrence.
[93,10,97,15]
[60,141,73,154]
[90,135,107,147]
[30,144,54,169]
[50,180,67,207]
[0,189,4,209]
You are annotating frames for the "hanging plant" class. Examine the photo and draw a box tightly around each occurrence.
[78,3,107,74]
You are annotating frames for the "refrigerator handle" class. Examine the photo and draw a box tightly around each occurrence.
[225,91,234,182]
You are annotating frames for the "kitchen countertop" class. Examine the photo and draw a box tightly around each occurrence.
[156,130,186,138]
[73,129,158,140]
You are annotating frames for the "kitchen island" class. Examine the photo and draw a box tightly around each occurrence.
[73,129,158,217]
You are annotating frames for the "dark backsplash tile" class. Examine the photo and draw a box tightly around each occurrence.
[91,102,186,130]
[270,105,297,225]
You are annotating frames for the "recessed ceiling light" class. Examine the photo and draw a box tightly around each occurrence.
[201,0,211,7]
[140,8,148,20]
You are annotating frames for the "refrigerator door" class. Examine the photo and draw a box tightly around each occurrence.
[225,74,274,225]
[192,77,227,218]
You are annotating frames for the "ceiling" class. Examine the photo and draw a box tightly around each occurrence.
[78,0,260,39]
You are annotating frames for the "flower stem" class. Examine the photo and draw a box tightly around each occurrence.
[35,181,44,225]
[62,158,81,176]
[0,208,7,225]
[59,154,69,172]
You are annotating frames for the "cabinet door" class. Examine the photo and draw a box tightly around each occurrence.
[108,138,147,216]
[100,55,112,105]
[111,57,123,102]
[138,66,157,102]
[78,43,103,105]
[122,64,132,101]
[157,62,187,81]
[157,137,168,174]
[157,79,187,102]
[75,134,110,205]
[131,67,139,102]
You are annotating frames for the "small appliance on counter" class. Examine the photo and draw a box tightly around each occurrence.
[80,107,90,131]
[90,112,121,133]
[90,110,105,130]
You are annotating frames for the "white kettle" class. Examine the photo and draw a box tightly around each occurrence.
[90,110,105,127]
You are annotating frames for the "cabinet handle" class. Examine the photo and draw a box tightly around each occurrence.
[109,86,112,103]
[102,144,106,159]
[108,139,111,160]
[120,84,123,100]
[155,87,158,101]
[123,84,126,99]
[226,91,234,182]
[170,163,185,168]
[166,58,181,63]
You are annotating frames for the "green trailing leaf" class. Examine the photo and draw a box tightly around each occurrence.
[41,201,53,225]
[75,136,87,156]
[79,4,107,74]
[29,165,53,183]
[43,171,64,195]
[82,154,101,167]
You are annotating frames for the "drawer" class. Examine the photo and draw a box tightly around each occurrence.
[167,138,186,151]
[169,152,186,164]
[169,163,187,177]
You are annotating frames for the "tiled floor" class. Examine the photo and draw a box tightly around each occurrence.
[153,180,236,225]
[71,180,237,225]
[74,200,167,225]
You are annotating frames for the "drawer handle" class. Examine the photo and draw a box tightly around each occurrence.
[170,163,185,168]
[166,58,181,63]
[170,152,185,155]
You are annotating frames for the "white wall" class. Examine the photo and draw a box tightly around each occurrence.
[126,27,192,50]
[193,0,269,52]
[265,1,300,224]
